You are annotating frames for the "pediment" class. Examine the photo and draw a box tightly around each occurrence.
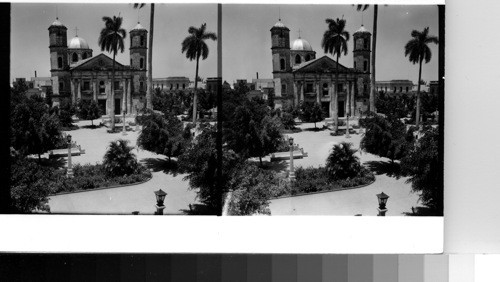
[70,53,128,71]
[293,55,351,74]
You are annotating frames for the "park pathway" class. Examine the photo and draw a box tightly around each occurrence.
[47,119,198,215]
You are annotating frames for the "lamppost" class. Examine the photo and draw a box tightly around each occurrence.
[154,189,167,215]
[288,136,295,181]
[122,109,127,136]
[376,192,389,216]
[66,134,74,178]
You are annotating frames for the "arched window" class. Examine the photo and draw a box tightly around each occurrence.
[82,53,87,60]
[140,58,144,69]
[400,87,403,92]
[281,84,287,94]
[140,35,145,46]
[363,60,368,72]
[59,82,64,91]
[99,81,105,94]
[323,83,329,97]
[176,83,179,89]
[354,62,357,69]
[72,53,78,63]
[305,54,311,61]
[57,57,63,69]
[364,40,368,49]
[295,54,301,64]
[280,58,285,70]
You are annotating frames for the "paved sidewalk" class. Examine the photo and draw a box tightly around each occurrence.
[268,122,423,216]
[47,120,198,215]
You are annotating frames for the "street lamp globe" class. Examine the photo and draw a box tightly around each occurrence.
[154,189,167,206]
[66,134,72,144]
[376,192,389,210]
[288,136,294,146]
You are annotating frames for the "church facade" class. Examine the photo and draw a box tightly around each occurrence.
[270,19,371,117]
[48,18,148,116]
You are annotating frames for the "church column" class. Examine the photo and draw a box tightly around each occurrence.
[70,79,75,104]
[299,81,304,103]
[77,79,81,101]
[92,77,98,101]
[106,80,111,116]
[293,81,298,107]
[127,79,132,114]
[316,80,320,104]
[351,79,356,117]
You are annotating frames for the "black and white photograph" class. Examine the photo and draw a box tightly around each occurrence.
[7,3,443,218]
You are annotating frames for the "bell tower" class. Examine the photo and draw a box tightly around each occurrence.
[48,18,68,72]
[270,19,291,74]
[353,25,371,74]
[129,22,148,70]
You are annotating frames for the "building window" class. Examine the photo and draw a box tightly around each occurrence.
[82,53,87,60]
[59,82,64,91]
[295,54,301,64]
[337,83,343,92]
[99,81,105,94]
[393,87,396,92]
[72,53,78,63]
[406,87,409,92]
[281,84,287,94]
[114,81,120,90]
[58,57,63,69]
[176,83,179,89]
[305,54,311,61]
[323,83,329,97]
[183,84,186,89]
[364,40,368,49]
[140,35,145,46]
[130,59,133,66]
[83,81,90,91]
[140,58,144,69]
[364,84,368,93]
[363,60,368,72]
[140,81,144,91]
[306,83,313,93]
[400,87,403,92]
[280,58,285,70]
[170,84,173,90]
[354,62,356,69]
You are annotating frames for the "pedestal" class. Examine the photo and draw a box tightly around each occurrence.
[377,208,388,216]
[155,205,166,215]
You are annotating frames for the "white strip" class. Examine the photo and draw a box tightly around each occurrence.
[0,215,442,253]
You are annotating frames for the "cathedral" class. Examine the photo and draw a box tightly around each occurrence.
[270,19,371,117]
[48,18,148,116]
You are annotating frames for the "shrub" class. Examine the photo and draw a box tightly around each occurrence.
[227,163,280,215]
[103,139,139,177]
[280,112,296,130]
[326,142,362,181]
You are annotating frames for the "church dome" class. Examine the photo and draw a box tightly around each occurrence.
[354,25,370,34]
[132,22,147,31]
[68,36,90,49]
[291,38,313,51]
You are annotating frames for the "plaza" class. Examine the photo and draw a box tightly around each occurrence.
[46,118,422,216]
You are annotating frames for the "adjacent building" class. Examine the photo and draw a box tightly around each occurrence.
[152,77,191,91]
[375,80,415,95]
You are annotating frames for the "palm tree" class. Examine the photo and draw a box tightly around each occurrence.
[357,4,378,114]
[98,15,127,132]
[133,3,154,111]
[322,18,350,133]
[404,27,438,127]
[181,23,217,123]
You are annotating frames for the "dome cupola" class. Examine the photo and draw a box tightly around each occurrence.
[291,38,313,51]
[68,36,90,49]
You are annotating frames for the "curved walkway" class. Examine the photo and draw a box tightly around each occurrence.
[47,120,198,215]
[268,121,423,216]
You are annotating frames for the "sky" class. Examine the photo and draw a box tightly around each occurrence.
[11,4,439,85]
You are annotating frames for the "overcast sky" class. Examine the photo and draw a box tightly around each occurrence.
[11,4,439,85]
